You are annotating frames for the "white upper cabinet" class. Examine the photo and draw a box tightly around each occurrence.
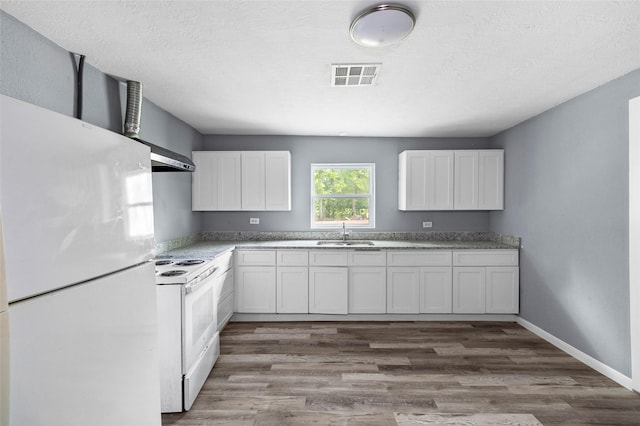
[453,151,479,210]
[265,151,292,211]
[241,152,266,211]
[478,150,504,210]
[454,150,504,211]
[192,151,291,211]
[398,150,454,210]
[192,151,241,211]
[399,149,503,211]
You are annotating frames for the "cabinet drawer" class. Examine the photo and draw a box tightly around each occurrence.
[387,250,452,267]
[453,250,518,266]
[309,250,348,266]
[348,251,386,266]
[277,250,309,266]
[235,250,276,266]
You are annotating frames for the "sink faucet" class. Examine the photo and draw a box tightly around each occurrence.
[342,222,351,241]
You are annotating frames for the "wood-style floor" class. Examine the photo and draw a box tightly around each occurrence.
[162,321,640,425]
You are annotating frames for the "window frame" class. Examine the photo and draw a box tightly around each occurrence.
[310,163,375,229]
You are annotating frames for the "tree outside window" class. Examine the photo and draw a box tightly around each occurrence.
[311,163,375,228]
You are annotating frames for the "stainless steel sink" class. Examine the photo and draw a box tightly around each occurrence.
[316,240,375,246]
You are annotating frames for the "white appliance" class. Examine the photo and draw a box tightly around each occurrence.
[155,257,222,412]
[0,95,161,426]
[1,198,9,426]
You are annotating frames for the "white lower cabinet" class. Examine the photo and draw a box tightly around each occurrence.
[452,250,519,314]
[349,267,386,313]
[452,267,486,313]
[277,267,309,313]
[309,267,348,314]
[486,266,519,313]
[235,266,276,313]
[420,267,453,313]
[276,250,309,313]
[235,250,276,313]
[232,248,518,316]
[387,250,452,314]
[387,268,420,313]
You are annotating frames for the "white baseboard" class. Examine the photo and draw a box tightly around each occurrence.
[517,317,632,390]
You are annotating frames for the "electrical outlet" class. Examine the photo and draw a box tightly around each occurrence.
[249,218,260,225]
[422,221,433,228]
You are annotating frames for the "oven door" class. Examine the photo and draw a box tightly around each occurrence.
[182,272,217,374]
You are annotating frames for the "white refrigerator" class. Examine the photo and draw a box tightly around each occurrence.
[0,95,162,425]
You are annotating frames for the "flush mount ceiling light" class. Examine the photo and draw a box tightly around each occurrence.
[350,4,416,47]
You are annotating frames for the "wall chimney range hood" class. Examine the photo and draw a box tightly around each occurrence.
[123,81,195,172]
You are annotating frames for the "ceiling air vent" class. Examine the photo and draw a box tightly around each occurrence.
[331,63,381,87]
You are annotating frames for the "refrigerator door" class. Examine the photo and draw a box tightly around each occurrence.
[9,262,161,426]
[0,310,8,426]
[0,95,154,302]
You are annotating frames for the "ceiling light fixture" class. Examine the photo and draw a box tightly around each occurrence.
[350,4,416,47]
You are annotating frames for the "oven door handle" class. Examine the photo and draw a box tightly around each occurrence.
[184,267,217,294]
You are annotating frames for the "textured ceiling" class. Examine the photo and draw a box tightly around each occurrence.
[1,1,639,137]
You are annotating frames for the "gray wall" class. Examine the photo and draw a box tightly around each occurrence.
[201,135,492,232]
[0,11,202,243]
[490,68,640,376]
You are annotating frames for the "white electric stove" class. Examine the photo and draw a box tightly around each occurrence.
[155,257,220,412]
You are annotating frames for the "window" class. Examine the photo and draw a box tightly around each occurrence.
[311,163,375,229]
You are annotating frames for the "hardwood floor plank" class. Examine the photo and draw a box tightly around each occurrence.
[395,412,543,425]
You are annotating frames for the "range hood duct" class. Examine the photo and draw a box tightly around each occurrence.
[123,81,195,172]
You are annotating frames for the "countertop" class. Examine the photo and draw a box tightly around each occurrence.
[157,239,519,260]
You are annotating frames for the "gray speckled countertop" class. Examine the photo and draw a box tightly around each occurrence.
[157,239,518,260]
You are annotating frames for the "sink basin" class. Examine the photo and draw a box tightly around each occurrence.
[316,240,375,246]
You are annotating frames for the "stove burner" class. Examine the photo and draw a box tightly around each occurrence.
[174,259,205,266]
[160,270,188,277]
[155,260,173,266]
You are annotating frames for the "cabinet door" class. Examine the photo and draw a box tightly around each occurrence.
[399,150,428,210]
[277,267,309,313]
[241,151,266,211]
[398,151,453,210]
[308,267,348,314]
[454,151,479,210]
[349,267,386,313]
[478,150,504,210]
[192,151,241,211]
[386,267,420,313]
[486,266,519,313]
[265,151,291,211]
[419,267,452,313]
[430,151,454,210]
[452,267,485,313]
[235,266,276,313]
